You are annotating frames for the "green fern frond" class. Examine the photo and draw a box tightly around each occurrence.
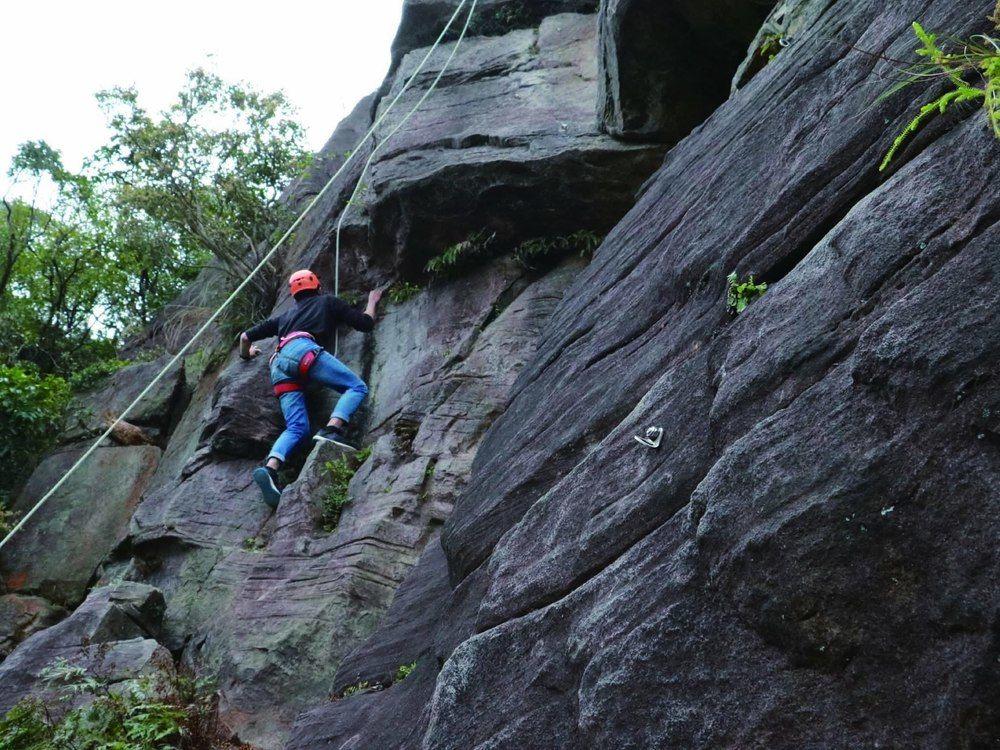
[880,87,986,171]
[879,24,999,170]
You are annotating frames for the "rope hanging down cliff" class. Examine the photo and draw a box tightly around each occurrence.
[332,0,477,354]
[0,0,479,554]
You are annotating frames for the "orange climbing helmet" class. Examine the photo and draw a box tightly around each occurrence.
[289,269,321,297]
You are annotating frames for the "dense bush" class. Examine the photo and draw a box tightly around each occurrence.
[0,364,70,511]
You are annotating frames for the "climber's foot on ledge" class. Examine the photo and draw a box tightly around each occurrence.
[313,426,357,452]
[252,466,283,510]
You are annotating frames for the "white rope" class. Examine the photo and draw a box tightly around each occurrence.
[334,0,478,356]
[0,1,476,553]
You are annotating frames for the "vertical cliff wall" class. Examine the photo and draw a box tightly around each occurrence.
[3,0,997,748]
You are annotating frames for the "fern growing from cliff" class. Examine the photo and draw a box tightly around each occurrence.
[880,23,1000,170]
[321,445,372,532]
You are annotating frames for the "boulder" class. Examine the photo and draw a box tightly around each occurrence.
[0,594,67,661]
[597,0,771,142]
[62,354,187,443]
[0,583,167,713]
[0,444,161,607]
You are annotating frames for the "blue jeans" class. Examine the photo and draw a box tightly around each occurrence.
[267,338,369,462]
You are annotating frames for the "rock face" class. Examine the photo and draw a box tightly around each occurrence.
[0,595,66,661]
[1,445,161,607]
[0,583,168,714]
[365,11,666,274]
[287,0,1000,748]
[598,0,770,141]
[5,0,999,747]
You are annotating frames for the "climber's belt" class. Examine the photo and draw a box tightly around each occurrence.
[271,332,319,398]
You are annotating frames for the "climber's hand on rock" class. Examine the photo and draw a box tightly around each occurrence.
[368,288,384,307]
[239,332,262,360]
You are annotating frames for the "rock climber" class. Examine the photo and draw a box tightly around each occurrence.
[238,269,382,508]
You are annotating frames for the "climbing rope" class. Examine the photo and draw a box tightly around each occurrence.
[0,0,477,553]
[334,0,478,356]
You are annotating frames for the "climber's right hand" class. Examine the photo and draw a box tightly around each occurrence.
[239,332,262,360]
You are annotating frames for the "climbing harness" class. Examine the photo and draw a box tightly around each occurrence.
[270,332,319,397]
[0,0,478,554]
[634,427,664,449]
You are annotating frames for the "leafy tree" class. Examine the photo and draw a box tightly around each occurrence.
[0,363,70,510]
[93,68,312,325]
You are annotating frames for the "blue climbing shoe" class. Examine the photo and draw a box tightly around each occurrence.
[253,466,282,509]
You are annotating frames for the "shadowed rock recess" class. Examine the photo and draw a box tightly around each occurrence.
[2,0,999,748]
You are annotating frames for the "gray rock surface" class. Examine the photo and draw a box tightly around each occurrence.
[598,0,770,142]
[9,0,994,747]
[366,12,666,272]
[62,354,187,443]
[0,594,67,661]
[390,0,599,65]
[0,445,161,607]
[289,0,1000,747]
[0,583,167,713]
[147,259,582,748]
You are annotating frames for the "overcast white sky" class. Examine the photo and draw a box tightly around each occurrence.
[0,0,404,197]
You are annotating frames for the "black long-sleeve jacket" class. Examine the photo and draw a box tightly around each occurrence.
[244,293,373,350]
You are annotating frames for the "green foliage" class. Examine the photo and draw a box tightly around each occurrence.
[512,231,603,271]
[425,229,602,279]
[339,291,363,307]
[880,23,1000,170]
[94,68,311,331]
[1,658,222,750]
[757,33,784,63]
[424,230,497,278]
[0,700,50,749]
[0,364,70,505]
[394,662,417,682]
[321,446,373,532]
[66,358,131,392]
[338,681,371,699]
[0,67,310,380]
[242,536,265,553]
[726,272,768,315]
[387,282,422,305]
[0,504,18,538]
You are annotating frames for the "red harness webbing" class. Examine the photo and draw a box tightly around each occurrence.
[272,332,319,398]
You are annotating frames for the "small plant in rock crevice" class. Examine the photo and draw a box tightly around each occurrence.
[424,230,498,278]
[387,281,422,305]
[425,229,603,280]
[757,33,785,64]
[320,445,373,532]
[394,662,417,682]
[879,22,1000,170]
[339,290,364,307]
[726,272,768,315]
[334,680,374,701]
[242,536,266,553]
[512,231,603,271]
